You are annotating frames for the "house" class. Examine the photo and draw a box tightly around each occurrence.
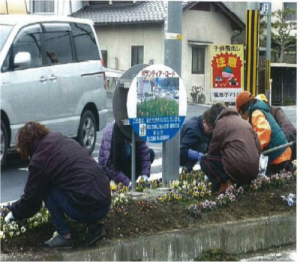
[71,1,245,103]
[1,0,245,103]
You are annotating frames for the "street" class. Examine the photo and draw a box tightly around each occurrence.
[0,93,297,260]
[0,92,297,203]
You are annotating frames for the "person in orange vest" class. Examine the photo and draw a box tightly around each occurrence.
[235,91,292,176]
[256,94,296,166]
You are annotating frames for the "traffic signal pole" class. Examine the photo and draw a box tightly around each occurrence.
[265,2,272,104]
[245,2,260,95]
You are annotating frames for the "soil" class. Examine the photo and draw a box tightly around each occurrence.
[1,179,296,257]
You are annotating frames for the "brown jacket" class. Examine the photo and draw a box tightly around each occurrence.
[208,108,261,184]
[270,106,296,140]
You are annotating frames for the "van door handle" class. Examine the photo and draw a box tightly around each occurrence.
[49,75,57,81]
[40,76,47,82]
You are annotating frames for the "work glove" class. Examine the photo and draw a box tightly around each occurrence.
[4,211,14,223]
[136,174,149,183]
[188,149,204,162]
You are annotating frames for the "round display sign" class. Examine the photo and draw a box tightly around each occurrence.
[127,64,187,143]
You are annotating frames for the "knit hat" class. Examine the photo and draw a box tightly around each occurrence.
[255,94,268,103]
[235,91,254,112]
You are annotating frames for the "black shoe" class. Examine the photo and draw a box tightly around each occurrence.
[43,232,73,249]
[82,223,106,246]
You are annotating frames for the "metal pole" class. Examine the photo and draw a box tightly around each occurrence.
[262,141,295,155]
[163,1,182,187]
[131,129,136,191]
[269,78,272,106]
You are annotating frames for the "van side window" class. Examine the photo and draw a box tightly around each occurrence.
[44,31,72,65]
[3,25,42,72]
[71,23,100,61]
[13,33,41,70]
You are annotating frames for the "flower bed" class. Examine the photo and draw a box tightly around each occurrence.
[0,161,297,254]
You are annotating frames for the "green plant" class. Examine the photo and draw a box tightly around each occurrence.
[137,97,179,117]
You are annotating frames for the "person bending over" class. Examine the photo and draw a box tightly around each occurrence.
[236,91,291,176]
[180,112,212,173]
[4,121,111,249]
[99,121,155,187]
[193,103,261,195]
[256,93,296,167]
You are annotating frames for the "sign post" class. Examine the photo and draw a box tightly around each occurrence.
[127,64,187,185]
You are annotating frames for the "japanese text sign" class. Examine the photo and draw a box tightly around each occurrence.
[210,44,244,102]
[127,64,187,143]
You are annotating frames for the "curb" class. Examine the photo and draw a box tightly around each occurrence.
[2,212,296,261]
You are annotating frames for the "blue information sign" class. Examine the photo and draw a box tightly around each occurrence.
[127,64,187,143]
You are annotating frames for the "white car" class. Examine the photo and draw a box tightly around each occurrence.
[0,15,107,166]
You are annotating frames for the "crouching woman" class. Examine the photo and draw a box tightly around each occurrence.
[4,121,111,249]
[199,104,261,195]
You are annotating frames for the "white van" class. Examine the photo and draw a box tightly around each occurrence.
[0,15,107,166]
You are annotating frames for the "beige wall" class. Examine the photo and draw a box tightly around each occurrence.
[95,24,164,71]
[95,5,234,103]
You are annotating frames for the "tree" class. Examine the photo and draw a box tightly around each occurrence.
[261,8,297,63]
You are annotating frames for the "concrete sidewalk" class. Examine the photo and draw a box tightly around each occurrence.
[1,212,296,261]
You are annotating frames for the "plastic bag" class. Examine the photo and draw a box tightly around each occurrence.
[258,154,268,177]
[281,193,296,206]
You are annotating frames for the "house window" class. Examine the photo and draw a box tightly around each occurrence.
[32,0,54,14]
[71,23,100,61]
[192,47,205,74]
[284,3,297,21]
[131,46,144,66]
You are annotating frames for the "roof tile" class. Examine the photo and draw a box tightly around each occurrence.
[72,1,167,24]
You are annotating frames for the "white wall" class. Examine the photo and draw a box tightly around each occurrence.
[95,24,164,71]
[56,0,85,16]
[182,6,233,103]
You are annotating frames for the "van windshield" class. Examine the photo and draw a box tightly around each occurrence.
[0,25,13,52]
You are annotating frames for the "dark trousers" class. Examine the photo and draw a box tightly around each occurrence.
[199,155,230,192]
[266,160,290,176]
[120,143,155,179]
[44,188,110,236]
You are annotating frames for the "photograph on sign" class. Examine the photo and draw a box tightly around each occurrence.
[127,64,187,143]
[210,44,244,102]
[136,77,179,117]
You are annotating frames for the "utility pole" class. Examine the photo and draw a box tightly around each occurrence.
[245,2,260,95]
[162,1,182,187]
[265,2,272,104]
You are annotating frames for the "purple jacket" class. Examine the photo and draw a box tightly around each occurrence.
[98,122,151,186]
[11,133,111,220]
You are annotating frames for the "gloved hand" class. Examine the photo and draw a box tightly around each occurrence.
[197,152,204,162]
[4,211,14,223]
[136,174,149,183]
[188,149,204,162]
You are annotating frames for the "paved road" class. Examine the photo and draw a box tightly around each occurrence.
[0,93,297,260]
[0,93,297,203]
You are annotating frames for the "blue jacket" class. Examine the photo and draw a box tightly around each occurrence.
[180,115,211,166]
[248,100,287,163]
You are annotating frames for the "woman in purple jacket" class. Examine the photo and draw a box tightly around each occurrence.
[4,122,111,249]
[99,121,155,187]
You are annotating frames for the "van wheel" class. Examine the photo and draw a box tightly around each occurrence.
[77,110,96,155]
[1,121,8,167]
